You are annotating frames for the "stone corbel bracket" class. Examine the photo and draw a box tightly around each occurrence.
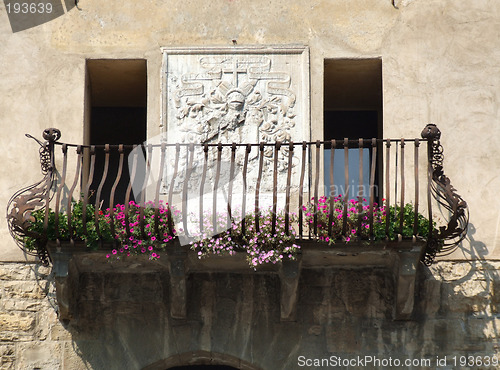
[166,244,188,319]
[279,257,302,321]
[392,245,424,320]
[47,242,88,323]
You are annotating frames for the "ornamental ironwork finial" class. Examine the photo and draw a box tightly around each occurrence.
[421,123,469,265]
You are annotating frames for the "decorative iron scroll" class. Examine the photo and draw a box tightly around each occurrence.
[6,128,60,266]
[421,124,469,265]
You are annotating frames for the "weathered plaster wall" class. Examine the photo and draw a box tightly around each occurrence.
[1,0,499,260]
[1,260,500,369]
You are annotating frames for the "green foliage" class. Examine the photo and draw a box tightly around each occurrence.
[372,203,434,241]
[304,195,438,244]
[24,200,113,251]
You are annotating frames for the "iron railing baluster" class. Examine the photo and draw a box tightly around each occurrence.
[155,143,167,239]
[385,140,391,238]
[54,144,68,240]
[67,146,82,240]
[109,144,124,241]
[241,144,251,236]
[285,142,293,236]
[228,143,237,231]
[183,143,195,239]
[125,145,139,239]
[82,146,96,238]
[255,142,265,234]
[95,144,110,239]
[167,144,180,237]
[342,138,349,236]
[313,141,320,236]
[271,142,280,236]
[328,139,335,237]
[357,139,363,237]
[399,139,405,236]
[413,139,420,236]
[213,143,222,235]
[199,143,209,236]
[369,139,377,239]
[298,141,306,240]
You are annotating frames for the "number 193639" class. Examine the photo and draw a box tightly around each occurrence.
[6,2,53,14]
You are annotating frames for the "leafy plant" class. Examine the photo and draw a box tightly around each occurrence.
[25,200,112,251]
[303,195,438,244]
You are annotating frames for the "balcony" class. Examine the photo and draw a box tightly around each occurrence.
[7,124,468,321]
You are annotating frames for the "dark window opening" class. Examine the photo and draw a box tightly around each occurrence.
[85,59,147,208]
[323,59,382,200]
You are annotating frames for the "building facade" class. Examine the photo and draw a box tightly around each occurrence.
[1,0,500,368]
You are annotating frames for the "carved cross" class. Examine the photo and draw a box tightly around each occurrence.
[221,57,248,87]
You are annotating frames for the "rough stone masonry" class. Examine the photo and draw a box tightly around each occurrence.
[1,260,500,369]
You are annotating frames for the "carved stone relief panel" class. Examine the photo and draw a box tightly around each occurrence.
[162,46,309,144]
[160,46,310,236]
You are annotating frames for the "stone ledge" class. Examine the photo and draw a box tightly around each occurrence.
[46,240,425,323]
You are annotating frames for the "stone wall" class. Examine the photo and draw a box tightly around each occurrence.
[0,263,65,369]
[1,260,500,369]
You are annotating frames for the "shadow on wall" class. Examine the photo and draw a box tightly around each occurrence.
[417,222,500,356]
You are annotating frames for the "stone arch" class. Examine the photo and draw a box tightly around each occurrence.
[142,350,261,370]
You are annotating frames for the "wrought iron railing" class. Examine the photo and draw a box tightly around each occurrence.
[7,124,468,266]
